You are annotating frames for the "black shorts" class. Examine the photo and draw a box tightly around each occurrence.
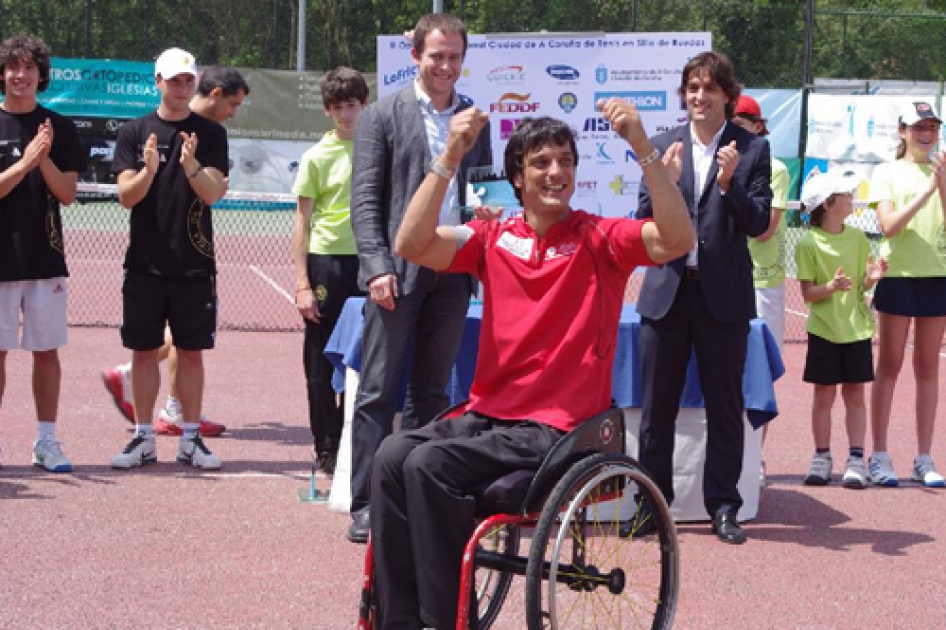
[803,333,874,385]
[121,270,217,351]
[873,276,946,317]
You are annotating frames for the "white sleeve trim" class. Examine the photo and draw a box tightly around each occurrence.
[452,225,475,249]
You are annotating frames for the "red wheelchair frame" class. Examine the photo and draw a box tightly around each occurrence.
[357,406,680,630]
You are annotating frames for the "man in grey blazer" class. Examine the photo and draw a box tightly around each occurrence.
[636,51,772,545]
[347,12,492,543]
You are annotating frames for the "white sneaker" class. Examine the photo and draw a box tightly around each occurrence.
[912,456,946,488]
[111,433,157,469]
[868,453,899,487]
[841,456,868,489]
[33,438,73,473]
[177,434,221,470]
[804,452,832,486]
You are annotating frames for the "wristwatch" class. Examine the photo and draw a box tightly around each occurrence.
[429,159,455,180]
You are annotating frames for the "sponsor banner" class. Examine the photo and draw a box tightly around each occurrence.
[39,58,159,118]
[25,59,387,195]
[803,93,942,196]
[803,93,944,233]
[378,32,710,218]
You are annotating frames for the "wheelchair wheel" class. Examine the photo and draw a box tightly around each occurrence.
[524,453,679,630]
[475,523,520,629]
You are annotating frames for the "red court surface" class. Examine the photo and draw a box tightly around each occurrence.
[1,329,944,628]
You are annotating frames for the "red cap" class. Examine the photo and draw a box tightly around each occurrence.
[734,95,762,118]
[733,95,767,135]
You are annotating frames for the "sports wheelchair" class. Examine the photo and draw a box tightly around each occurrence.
[357,405,680,630]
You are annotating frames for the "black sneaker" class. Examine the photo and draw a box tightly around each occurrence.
[317,450,337,476]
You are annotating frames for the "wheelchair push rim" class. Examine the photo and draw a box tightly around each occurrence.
[525,453,680,630]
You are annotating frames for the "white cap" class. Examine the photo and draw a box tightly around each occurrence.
[801,169,861,210]
[899,101,942,127]
[155,47,197,79]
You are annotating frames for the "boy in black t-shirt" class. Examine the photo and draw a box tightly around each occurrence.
[109,48,229,471]
[0,34,85,472]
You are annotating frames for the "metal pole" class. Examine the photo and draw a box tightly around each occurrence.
[433,0,444,13]
[85,0,92,57]
[798,0,815,186]
[273,0,279,68]
[297,0,305,71]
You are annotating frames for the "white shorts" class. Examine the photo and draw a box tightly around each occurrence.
[0,278,68,351]
[755,285,785,354]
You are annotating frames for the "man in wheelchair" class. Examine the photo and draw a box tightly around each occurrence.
[371,100,694,629]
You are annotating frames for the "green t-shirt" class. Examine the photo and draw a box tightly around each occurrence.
[749,157,790,288]
[870,160,946,277]
[291,130,356,255]
[795,226,875,344]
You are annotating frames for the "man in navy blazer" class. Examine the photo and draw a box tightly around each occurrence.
[347,13,492,543]
[635,51,772,544]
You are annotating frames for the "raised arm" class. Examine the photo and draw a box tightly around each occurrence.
[117,132,158,209]
[598,98,694,263]
[179,132,227,206]
[395,108,490,270]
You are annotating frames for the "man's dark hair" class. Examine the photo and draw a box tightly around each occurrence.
[320,66,368,107]
[0,34,51,95]
[412,13,468,57]
[504,117,579,204]
[678,51,740,119]
[198,66,250,97]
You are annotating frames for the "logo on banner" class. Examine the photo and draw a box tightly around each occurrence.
[546,65,580,82]
[596,142,614,165]
[576,180,598,197]
[558,93,578,114]
[593,91,666,111]
[487,65,525,84]
[595,65,608,85]
[609,175,636,196]
[383,65,418,87]
[490,93,540,114]
[499,118,522,140]
[581,117,614,140]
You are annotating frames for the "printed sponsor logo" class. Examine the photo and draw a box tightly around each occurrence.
[546,65,580,81]
[90,145,114,159]
[576,180,598,197]
[609,175,637,196]
[596,142,614,165]
[487,64,525,84]
[500,118,522,140]
[490,93,540,114]
[595,65,608,85]
[593,91,667,111]
[382,65,418,87]
[558,93,578,114]
[497,232,534,260]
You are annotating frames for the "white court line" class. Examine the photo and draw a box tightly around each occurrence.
[250,264,294,305]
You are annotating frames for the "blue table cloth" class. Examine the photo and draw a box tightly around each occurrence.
[324,297,785,428]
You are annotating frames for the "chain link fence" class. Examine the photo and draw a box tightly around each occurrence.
[6,1,946,336]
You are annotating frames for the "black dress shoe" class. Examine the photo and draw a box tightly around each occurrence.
[347,510,370,544]
[712,514,747,545]
[619,504,658,538]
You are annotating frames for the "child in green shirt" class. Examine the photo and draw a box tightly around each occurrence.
[868,101,946,488]
[795,170,887,488]
[291,67,369,474]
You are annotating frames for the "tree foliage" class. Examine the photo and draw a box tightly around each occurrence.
[0,0,943,85]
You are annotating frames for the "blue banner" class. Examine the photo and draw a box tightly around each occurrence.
[38,58,159,118]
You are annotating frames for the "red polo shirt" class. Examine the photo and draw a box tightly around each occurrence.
[446,210,653,432]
